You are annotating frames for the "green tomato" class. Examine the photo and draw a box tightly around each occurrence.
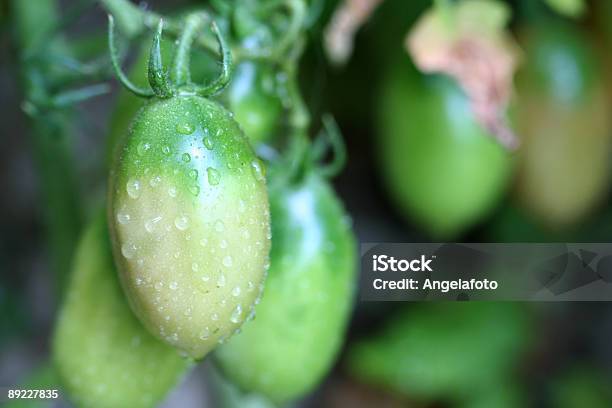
[215,169,356,404]
[377,55,512,238]
[514,23,612,228]
[53,213,191,408]
[108,94,271,359]
[347,303,530,401]
[224,61,284,146]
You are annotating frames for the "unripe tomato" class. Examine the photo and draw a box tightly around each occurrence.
[224,61,283,146]
[108,94,271,359]
[53,213,191,408]
[347,303,529,400]
[215,169,356,403]
[514,23,612,228]
[377,55,512,238]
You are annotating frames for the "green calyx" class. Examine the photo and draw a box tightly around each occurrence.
[108,11,233,99]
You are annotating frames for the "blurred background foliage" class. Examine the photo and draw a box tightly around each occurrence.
[1,0,612,407]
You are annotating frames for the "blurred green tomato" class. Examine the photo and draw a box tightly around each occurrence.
[215,169,356,404]
[53,213,191,408]
[551,367,612,408]
[514,23,612,229]
[347,303,530,401]
[377,55,512,238]
[224,61,284,146]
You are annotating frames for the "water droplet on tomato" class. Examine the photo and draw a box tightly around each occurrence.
[121,242,136,259]
[203,137,214,150]
[207,167,220,185]
[182,153,191,162]
[137,142,150,156]
[149,175,161,187]
[250,159,265,183]
[230,304,242,323]
[126,179,141,199]
[176,123,195,135]
[223,256,233,267]
[174,215,189,230]
[117,209,131,224]
[144,216,162,233]
[199,328,210,340]
[217,271,226,287]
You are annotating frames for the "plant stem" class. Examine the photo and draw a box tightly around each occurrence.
[12,0,83,298]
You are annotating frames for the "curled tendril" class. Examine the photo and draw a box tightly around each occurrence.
[311,115,347,179]
[107,15,155,98]
[190,21,233,97]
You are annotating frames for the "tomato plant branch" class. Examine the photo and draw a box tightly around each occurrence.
[12,0,84,298]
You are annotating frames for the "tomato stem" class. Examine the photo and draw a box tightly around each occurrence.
[108,15,155,98]
[170,12,207,87]
[191,21,233,97]
[147,19,174,98]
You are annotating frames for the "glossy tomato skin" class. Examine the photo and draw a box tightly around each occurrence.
[514,24,612,228]
[53,213,191,408]
[108,95,270,359]
[224,61,283,146]
[215,170,356,404]
[377,56,512,238]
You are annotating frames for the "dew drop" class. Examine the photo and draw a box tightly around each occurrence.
[149,175,161,187]
[211,313,219,321]
[182,153,191,163]
[117,210,131,225]
[191,262,199,272]
[176,123,195,135]
[230,304,242,323]
[219,239,228,249]
[137,142,150,156]
[201,275,210,282]
[162,145,171,155]
[189,169,198,180]
[217,271,226,287]
[135,277,143,286]
[223,256,233,267]
[174,215,189,230]
[207,167,220,186]
[250,159,265,182]
[203,137,214,150]
[144,216,162,233]
[126,179,141,199]
[190,185,200,196]
[121,242,136,259]
[168,186,177,197]
[169,281,178,290]
[199,327,210,340]
[200,238,208,247]
[231,286,241,297]
[154,282,163,291]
